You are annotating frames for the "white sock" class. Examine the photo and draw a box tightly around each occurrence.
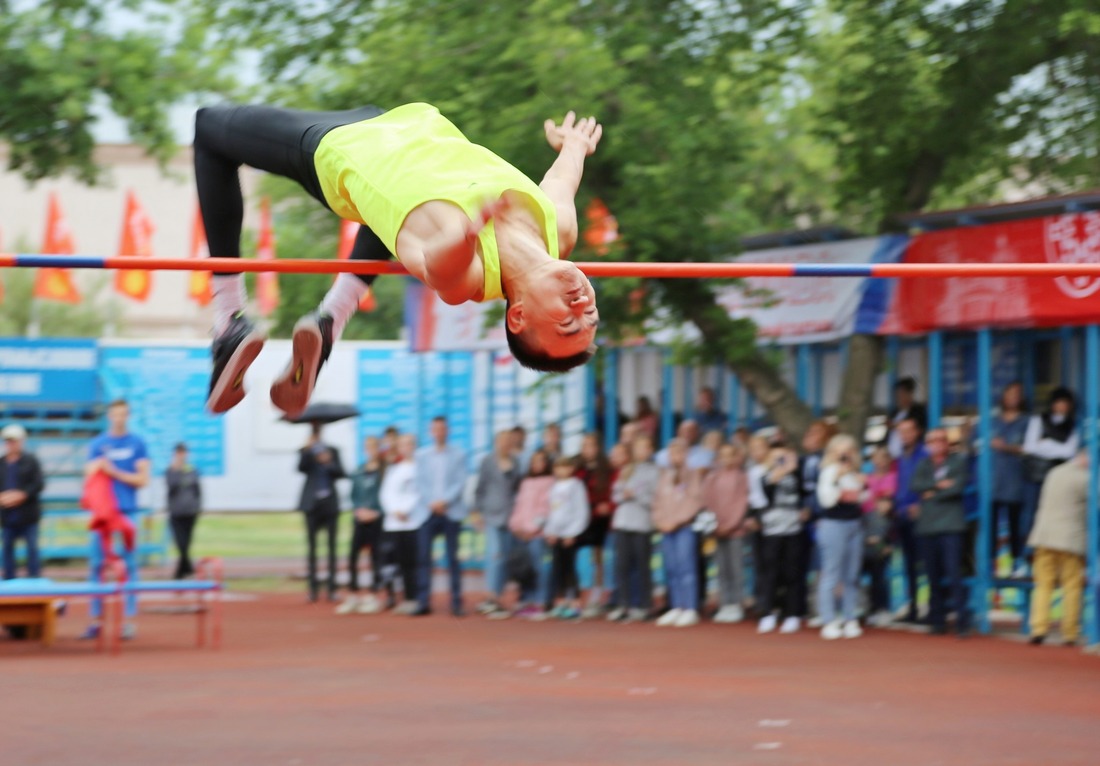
[320,273,370,340]
[212,274,247,334]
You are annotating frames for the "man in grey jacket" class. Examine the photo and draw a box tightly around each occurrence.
[472,430,522,616]
[910,428,970,636]
[1027,450,1089,645]
[412,416,469,616]
[165,443,202,579]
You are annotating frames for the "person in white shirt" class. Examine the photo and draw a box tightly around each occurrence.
[543,456,590,619]
[379,433,424,612]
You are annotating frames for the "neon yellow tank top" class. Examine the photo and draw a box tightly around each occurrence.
[313,103,559,302]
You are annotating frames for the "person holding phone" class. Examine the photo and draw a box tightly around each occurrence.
[815,435,867,640]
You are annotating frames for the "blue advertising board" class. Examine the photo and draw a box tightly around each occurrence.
[0,338,99,405]
[99,346,225,476]
[356,348,474,466]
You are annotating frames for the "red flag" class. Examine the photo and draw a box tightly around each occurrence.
[336,219,376,312]
[34,193,82,303]
[189,206,212,306]
[115,191,155,301]
[256,198,279,317]
[582,198,620,257]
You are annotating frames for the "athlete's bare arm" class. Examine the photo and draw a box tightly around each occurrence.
[396,198,509,305]
[539,112,603,258]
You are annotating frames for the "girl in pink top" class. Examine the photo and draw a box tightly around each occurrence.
[508,450,555,619]
[862,445,898,514]
[701,443,750,623]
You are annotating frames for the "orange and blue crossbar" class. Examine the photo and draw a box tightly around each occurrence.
[4,253,1100,278]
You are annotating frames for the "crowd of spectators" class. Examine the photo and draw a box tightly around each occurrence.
[326,380,1088,644]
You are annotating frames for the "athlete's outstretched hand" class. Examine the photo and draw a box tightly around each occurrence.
[544,111,602,156]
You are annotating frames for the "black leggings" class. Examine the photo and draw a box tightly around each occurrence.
[348,520,383,593]
[193,103,392,281]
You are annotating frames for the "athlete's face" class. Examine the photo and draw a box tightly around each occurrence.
[510,260,598,359]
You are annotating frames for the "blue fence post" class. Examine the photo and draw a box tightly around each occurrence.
[661,350,674,445]
[728,372,741,430]
[796,344,811,407]
[1021,334,1036,405]
[485,351,496,448]
[585,355,598,434]
[812,347,824,417]
[683,365,695,421]
[976,328,993,634]
[1060,326,1074,386]
[1085,325,1099,647]
[928,331,943,428]
[603,348,619,453]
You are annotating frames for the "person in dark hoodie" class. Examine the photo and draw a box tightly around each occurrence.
[1,424,45,580]
[1020,387,1078,577]
[165,442,202,580]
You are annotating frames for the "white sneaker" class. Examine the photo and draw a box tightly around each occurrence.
[725,605,745,623]
[626,608,649,622]
[674,609,700,628]
[712,606,733,624]
[869,610,893,627]
[335,596,358,615]
[821,619,844,640]
[1011,563,1029,579]
[758,614,778,634]
[356,594,382,614]
[842,620,863,639]
[582,605,604,620]
[656,608,683,627]
[606,607,627,622]
[779,616,801,634]
[807,615,825,629]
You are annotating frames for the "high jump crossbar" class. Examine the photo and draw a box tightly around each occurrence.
[2,253,1099,279]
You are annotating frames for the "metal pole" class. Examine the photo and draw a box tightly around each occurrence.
[928,332,943,428]
[976,328,993,634]
[1085,325,1099,647]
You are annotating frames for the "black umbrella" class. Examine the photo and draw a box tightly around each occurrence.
[280,402,360,425]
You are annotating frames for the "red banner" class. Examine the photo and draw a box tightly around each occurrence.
[256,198,279,317]
[880,212,1100,334]
[115,191,155,302]
[34,193,82,304]
[189,207,213,306]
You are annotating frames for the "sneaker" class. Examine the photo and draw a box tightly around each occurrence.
[842,620,863,639]
[78,623,102,641]
[868,610,893,627]
[356,595,383,614]
[807,615,825,629]
[121,623,137,641]
[393,600,419,616]
[656,608,683,627]
[206,312,266,414]
[557,606,581,620]
[513,604,540,619]
[606,607,627,622]
[757,614,778,634]
[335,596,359,615]
[779,616,801,634]
[821,619,844,640]
[581,605,604,620]
[674,609,700,628]
[486,607,512,620]
[475,599,500,615]
[1011,563,1030,579]
[626,608,650,623]
[524,608,549,622]
[713,605,744,624]
[270,312,333,418]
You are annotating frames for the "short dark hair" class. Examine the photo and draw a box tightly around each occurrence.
[432,415,447,425]
[107,398,129,410]
[894,377,917,393]
[505,303,597,373]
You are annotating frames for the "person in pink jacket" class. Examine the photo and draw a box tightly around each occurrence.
[652,439,705,628]
[701,443,750,623]
[507,450,555,618]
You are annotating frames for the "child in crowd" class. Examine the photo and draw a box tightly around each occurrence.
[508,450,555,619]
[652,439,705,628]
[544,455,591,619]
[574,432,614,617]
[863,445,898,514]
[864,495,895,626]
[702,443,750,623]
[337,435,387,615]
[754,442,806,634]
[609,435,660,622]
[746,435,772,610]
[378,434,424,614]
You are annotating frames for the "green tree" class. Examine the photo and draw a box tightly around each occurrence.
[0,0,230,183]
[0,268,121,337]
[810,0,1100,436]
